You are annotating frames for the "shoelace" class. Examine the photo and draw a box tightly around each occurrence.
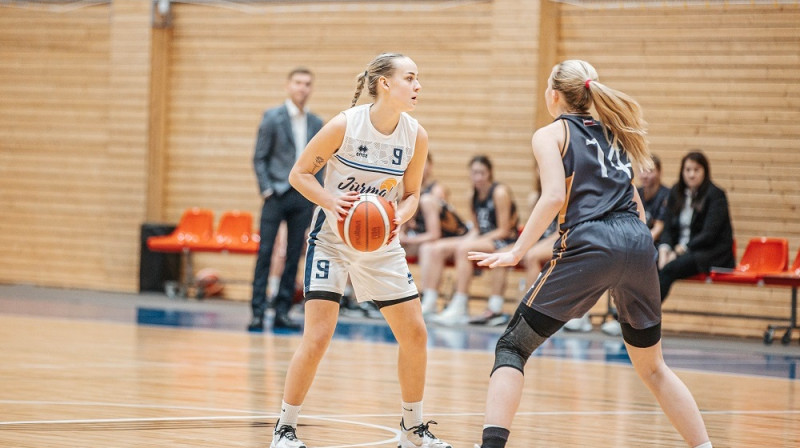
[410,420,439,439]
[276,425,299,441]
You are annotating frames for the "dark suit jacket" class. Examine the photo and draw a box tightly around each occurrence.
[660,182,735,272]
[253,103,324,196]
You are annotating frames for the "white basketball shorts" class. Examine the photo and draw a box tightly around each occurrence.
[303,209,419,306]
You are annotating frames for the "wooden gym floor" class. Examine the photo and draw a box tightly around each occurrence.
[0,285,797,447]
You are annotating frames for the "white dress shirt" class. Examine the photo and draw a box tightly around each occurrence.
[678,189,694,247]
[285,99,308,162]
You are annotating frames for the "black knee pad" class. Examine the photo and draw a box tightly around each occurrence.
[492,311,549,376]
[621,322,661,348]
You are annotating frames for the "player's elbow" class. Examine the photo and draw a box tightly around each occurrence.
[288,167,304,190]
[541,192,565,210]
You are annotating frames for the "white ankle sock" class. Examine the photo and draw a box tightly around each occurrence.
[278,400,301,429]
[421,289,438,307]
[401,400,423,428]
[448,292,468,311]
[694,443,712,448]
[487,295,505,313]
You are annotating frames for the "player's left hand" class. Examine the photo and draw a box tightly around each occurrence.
[468,250,519,268]
[388,201,401,244]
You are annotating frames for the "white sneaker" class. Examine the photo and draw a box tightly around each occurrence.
[600,320,622,336]
[420,295,438,315]
[563,314,591,332]
[270,422,306,448]
[398,419,452,448]
[468,310,510,327]
[431,302,468,326]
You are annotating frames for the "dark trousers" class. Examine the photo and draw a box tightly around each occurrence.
[251,188,314,317]
[658,252,701,303]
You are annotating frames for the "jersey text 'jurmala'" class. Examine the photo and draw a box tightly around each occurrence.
[557,114,638,232]
[321,104,418,234]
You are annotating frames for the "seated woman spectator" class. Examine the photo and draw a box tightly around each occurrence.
[401,154,468,314]
[419,155,518,325]
[522,220,558,288]
[658,150,735,302]
[401,153,468,256]
[521,188,559,289]
[638,154,670,245]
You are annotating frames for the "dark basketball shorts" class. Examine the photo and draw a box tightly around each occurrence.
[523,213,661,330]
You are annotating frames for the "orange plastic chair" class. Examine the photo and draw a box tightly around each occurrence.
[710,237,789,285]
[763,248,800,281]
[761,248,800,345]
[190,210,259,254]
[147,208,215,253]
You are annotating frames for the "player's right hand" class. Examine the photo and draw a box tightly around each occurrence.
[468,250,519,268]
[333,191,360,221]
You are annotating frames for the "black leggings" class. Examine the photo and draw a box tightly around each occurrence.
[659,252,702,303]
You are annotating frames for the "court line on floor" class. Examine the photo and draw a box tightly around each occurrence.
[2,399,798,425]
[0,401,400,448]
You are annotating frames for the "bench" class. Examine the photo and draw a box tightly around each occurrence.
[146,208,259,298]
[667,238,799,345]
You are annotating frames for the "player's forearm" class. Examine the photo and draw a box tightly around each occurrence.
[395,194,420,226]
[510,196,562,262]
[289,171,336,211]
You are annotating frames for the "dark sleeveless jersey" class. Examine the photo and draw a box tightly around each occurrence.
[472,182,519,236]
[557,114,638,232]
[413,181,468,238]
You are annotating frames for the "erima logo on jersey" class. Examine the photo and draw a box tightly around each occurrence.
[407,272,414,284]
[337,176,395,196]
[356,145,369,158]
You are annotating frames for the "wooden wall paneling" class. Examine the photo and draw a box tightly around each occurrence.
[147,20,173,223]
[0,5,112,288]
[486,0,540,212]
[104,0,157,292]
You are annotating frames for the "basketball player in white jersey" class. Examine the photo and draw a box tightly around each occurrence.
[268,53,451,448]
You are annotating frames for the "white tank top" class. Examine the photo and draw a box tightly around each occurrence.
[319,103,419,234]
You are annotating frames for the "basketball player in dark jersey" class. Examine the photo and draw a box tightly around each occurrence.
[469,60,712,448]
[401,153,468,248]
[424,155,519,325]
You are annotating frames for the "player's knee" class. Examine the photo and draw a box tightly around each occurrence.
[455,244,470,259]
[491,312,549,375]
[406,320,428,348]
[302,326,335,357]
[621,322,661,349]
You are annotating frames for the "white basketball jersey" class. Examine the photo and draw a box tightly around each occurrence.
[320,103,418,234]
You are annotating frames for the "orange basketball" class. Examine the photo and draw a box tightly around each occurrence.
[337,194,396,252]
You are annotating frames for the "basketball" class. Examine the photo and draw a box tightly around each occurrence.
[337,194,396,252]
[194,268,224,298]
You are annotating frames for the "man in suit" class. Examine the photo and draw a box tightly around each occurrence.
[249,67,324,331]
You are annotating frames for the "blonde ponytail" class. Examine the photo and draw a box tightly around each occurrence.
[350,52,406,108]
[552,60,652,171]
[589,81,652,171]
[351,70,367,108]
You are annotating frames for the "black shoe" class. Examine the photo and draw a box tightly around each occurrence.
[247,315,264,332]
[273,312,301,330]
